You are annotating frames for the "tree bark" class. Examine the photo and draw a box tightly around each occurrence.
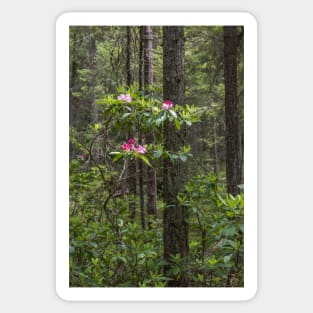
[138,26,144,92]
[212,119,219,174]
[125,26,137,222]
[89,33,97,125]
[162,26,189,287]
[144,26,157,220]
[69,31,77,160]
[137,26,146,228]
[126,27,134,86]
[224,26,242,195]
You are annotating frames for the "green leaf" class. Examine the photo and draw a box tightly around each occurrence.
[171,266,180,276]
[207,258,218,266]
[138,154,152,167]
[239,224,244,233]
[147,117,154,126]
[156,113,166,126]
[118,256,127,263]
[113,153,123,162]
[169,109,177,118]
[179,155,187,162]
[217,194,228,207]
[197,273,204,282]
[175,118,181,130]
[223,254,232,263]
[226,210,235,218]
[153,150,163,158]
[237,184,244,190]
[69,245,75,254]
[155,118,162,126]
[222,224,237,237]
[168,153,179,162]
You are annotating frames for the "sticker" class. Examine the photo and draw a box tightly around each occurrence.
[56,12,258,301]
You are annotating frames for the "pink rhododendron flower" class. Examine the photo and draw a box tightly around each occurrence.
[78,154,85,160]
[162,99,174,110]
[122,143,130,151]
[121,139,147,154]
[117,94,132,102]
[134,145,147,154]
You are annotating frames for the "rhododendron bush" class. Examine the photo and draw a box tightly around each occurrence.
[67,24,246,289]
[69,86,243,288]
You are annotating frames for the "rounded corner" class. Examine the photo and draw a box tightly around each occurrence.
[242,284,259,302]
[241,11,258,27]
[55,12,72,27]
[55,285,71,302]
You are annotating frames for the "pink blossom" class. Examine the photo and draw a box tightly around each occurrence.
[117,94,132,103]
[134,145,147,154]
[122,143,130,151]
[122,139,147,154]
[78,154,85,160]
[162,99,174,110]
[122,140,135,152]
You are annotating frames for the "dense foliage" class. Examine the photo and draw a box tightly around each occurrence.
[70,162,243,287]
[69,26,244,287]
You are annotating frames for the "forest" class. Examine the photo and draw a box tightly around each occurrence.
[69,25,244,287]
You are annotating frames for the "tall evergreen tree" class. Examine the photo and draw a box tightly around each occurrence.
[138,26,146,229]
[89,32,97,125]
[162,26,189,286]
[144,26,157,220]
[125,27,137,222]
[223,26,242,195]
[69,31,77,160]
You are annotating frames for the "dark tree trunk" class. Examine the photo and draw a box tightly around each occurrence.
[89,33,97,125]
[238,26,244,184]
[137,26,146,228]
[144,26,157,220]
[212,119,219,174]
[162,26,189,287]
[126,27,133,86]
[69,32,77,160]
[144,26,153,89]
[224,26,242,195]
[138,26,144,92]
[125,26,137,222]
[138,132,145,229]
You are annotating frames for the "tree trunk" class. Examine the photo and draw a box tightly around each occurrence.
[138,26,144,92]
[126,27,133,86]
[89,33,97,125]
[223,26,242,195]
[125,27,137,222]
[162,26,189,287]
[138,132,145,229]
[144,26,157,220]
[69,31,77,160]
[212,119,219,174]
[137,26,146,228]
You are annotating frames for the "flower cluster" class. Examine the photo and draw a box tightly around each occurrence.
[162,99,174,110]
[117,93,132,103]
[122,138,147,154]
